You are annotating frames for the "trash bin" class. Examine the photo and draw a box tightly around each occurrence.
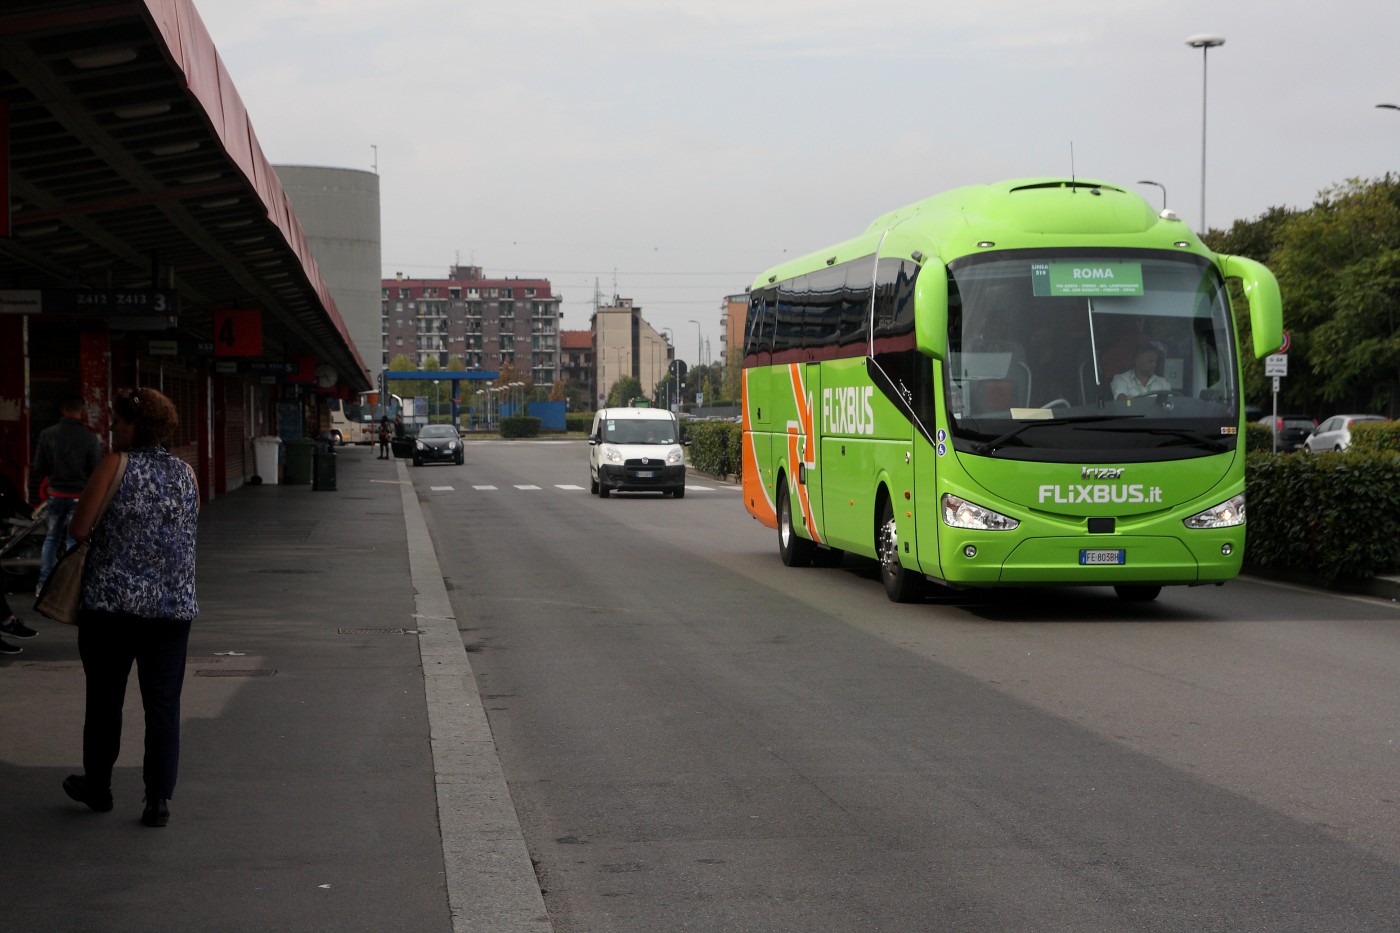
[312,439,337,492]
[252,436,282,485]
[283,438,315,485]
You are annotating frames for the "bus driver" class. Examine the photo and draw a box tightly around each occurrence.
[1111,343,1172,400]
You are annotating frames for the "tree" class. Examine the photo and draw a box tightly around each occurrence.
[1270,175,1400,414]
[606,375,643,407]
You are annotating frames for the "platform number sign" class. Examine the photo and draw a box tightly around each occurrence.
[213,309,263,357]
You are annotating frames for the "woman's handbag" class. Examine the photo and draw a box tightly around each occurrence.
[33,453,128,625]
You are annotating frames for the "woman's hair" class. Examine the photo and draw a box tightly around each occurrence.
[113,387,179,448]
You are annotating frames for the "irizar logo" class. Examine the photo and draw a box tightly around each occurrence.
[821,386,875,436]
[1082,467,1124,480]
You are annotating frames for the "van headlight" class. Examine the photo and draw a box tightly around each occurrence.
[604,446,622,464]
[1183,493,1245,529]
[666,446,684,465]
[942,494,1019,531]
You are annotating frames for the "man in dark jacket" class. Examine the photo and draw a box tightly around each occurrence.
[32,396,102,593]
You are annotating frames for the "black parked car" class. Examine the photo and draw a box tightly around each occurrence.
[412,424,465,466]
[1258,415,1317,452]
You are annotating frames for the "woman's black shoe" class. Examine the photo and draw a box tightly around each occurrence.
[141,798,170,827]
[62,774,113,812]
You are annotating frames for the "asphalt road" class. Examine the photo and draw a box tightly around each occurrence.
[413,440,1400,932]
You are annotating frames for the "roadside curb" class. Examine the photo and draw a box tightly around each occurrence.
[397,461,553,933]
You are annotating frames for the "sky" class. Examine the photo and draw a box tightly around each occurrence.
[194,0,1400,366]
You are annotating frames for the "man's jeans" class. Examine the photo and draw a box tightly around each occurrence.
[38,496,78,591]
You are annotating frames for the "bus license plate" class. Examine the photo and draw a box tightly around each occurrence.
[1080,549,1126,565]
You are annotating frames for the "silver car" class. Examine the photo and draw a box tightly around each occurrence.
[1303,414,1386,452]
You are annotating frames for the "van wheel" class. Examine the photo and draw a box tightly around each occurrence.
[1114,585,1161,602]
[599,480,611,498]
[590,475,599,494]
[778,484,814,567]
[673,485,685,499]
[878,499,924,603]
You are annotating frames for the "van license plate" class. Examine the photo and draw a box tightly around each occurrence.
[634,470,655,478]
[1080,549,1126,565]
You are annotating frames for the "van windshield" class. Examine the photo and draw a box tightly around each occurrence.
[602,419,677,444]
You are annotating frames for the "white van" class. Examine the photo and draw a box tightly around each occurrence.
[588,406,687,498]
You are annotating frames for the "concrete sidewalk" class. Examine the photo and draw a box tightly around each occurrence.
[0,445,549,933]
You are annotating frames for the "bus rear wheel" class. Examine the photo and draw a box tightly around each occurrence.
[778,484,814,567]
[878,499,924,603]
[1114,585,1161,602]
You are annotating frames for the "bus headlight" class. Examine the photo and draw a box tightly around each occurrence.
[1183,493,1245,529]
[942,494,1019,531]
[666,446,684,465]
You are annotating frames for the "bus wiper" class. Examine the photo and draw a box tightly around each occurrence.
[974,415,1130,455]
[1086,426,1229,452]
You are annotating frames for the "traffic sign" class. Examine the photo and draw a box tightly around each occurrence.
[1265,354,1288,377]
[1278,330,1291,353]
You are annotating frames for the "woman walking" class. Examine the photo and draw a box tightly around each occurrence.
[61,387,199,827]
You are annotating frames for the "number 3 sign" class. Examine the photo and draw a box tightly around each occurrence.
[213,309,263,357]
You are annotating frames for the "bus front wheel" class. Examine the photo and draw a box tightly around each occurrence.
[879,499,924,603]
[1114,585,1161,602]
[778,484,814,567]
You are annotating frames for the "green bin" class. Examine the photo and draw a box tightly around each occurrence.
[283,438,315,485]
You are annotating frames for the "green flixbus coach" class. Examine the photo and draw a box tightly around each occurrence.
[740,178,1283,602]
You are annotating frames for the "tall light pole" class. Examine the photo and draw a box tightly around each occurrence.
[1379,104,1400,112]
[1186,34,1225,232]
[433,379,440,424]
[687,319,702,368]
[1137,179,1168,211]
[661,327,674,411]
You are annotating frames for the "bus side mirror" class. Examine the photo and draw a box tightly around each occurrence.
[1219,254,1284,358]
[915,260,948,360]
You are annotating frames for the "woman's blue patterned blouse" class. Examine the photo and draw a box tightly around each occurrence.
[82,448,199,621]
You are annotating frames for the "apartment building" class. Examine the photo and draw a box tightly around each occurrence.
[381,265,562,384]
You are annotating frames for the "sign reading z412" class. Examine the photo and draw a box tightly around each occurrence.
[45,289,179,315]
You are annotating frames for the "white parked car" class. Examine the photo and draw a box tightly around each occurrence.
[1303,414,1386,452]
[588,406,687,498]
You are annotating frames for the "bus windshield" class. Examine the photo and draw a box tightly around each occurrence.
[944,249,1239,459]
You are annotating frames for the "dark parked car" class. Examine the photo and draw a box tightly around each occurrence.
[1258,414,1317,452]
[412,424,465,466]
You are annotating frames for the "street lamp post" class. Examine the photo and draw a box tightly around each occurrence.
[1137,179,1168,211]
[661,328,674,410]
[432,379,440,424]
[1186,34,1225,232]
[1377,103,1400,111]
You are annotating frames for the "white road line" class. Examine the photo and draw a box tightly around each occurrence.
[472,485,498,491]
[514,484,542,490]
[430,486,455,492]
[555,484,586,491]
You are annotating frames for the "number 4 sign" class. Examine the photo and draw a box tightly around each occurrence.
[214,309,263,357]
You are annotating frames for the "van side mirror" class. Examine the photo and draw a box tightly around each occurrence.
[1218,254,1284,358]
[914,260,948,360]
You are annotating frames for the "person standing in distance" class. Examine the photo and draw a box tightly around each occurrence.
[32,395,101,595]
[61,388,199,828]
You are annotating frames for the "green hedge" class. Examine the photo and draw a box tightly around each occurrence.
[566,412,593,434]
[1243,423,1273,454]
[686,420,742,479]
[499,416,540,438]
[1348,420,1400,454]
[1245,450,1400,583]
